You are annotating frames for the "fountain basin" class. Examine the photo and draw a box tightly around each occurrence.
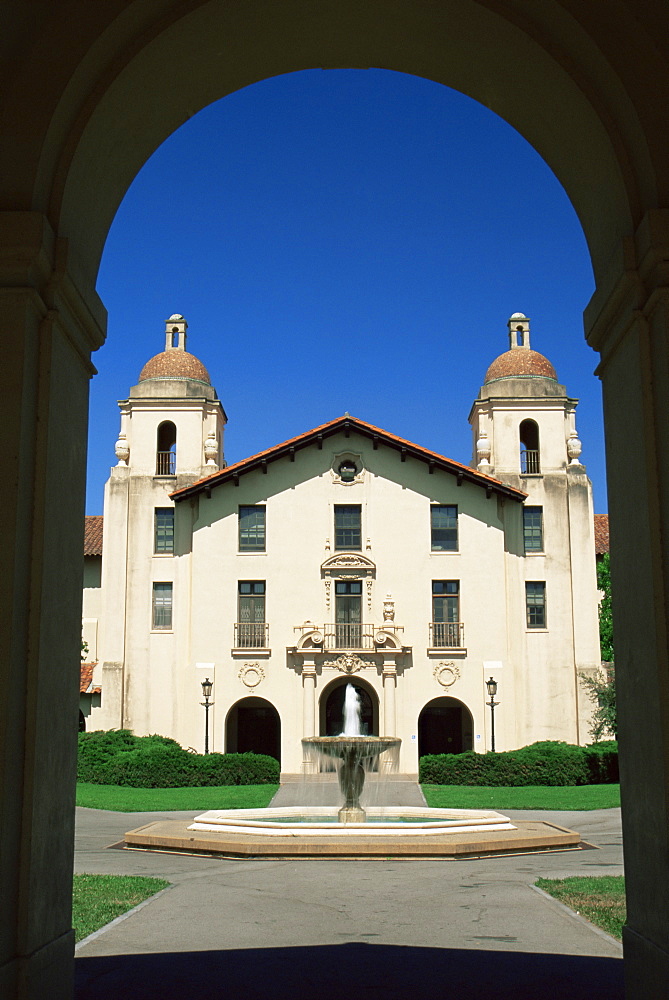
[302,734,401,823]
[124,805,582,859]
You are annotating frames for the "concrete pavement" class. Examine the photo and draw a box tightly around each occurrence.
[74,804,624,999]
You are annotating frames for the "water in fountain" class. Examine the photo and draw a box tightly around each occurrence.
[341,683,362,736]
[302,682,400,822]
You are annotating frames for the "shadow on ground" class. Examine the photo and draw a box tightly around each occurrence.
[75,942,623,999]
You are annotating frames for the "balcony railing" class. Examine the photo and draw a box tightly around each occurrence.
[520,449,540,474]
[429,622,465,648]
[156,451,176,475]
[234,622,269,648]
[324,623,376,650]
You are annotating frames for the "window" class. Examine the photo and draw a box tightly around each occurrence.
[526,582,546,628]
[334,505,361,550]
[431,505,458,551]
[520,419,540,474]
[431,580,462,647]
[523,506,543,552]
[152,582,173,629]
[237,581,266,647]
[239,505,266,551]
[154,508,175,553]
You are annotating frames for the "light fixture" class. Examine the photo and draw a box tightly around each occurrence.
[201,678,214,753]
[485,677,499,753]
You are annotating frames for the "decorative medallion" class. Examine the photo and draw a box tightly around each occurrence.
[323,653,369,674]
[239,662,265,688]
[434,661,460,688]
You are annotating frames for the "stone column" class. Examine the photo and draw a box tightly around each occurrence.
[584,210,669,998]
[0,213,105,999]
[382,660,397,772]
[301,661,317,773]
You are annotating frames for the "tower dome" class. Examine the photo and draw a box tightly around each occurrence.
[484,313,557,384]
[138,314,211,385]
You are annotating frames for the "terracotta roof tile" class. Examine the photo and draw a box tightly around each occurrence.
[172,414,527,503]
[80,662,94,693]
[594,514,609,555]
[485,349,557,383]
[84,516,103,556]
[139,350,210,384]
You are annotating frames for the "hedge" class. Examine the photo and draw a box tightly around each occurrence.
[77,729,280,787]
[419,740,618,786]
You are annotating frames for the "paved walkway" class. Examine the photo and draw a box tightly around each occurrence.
[74,801,624,1000]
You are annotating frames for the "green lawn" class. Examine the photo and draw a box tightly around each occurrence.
[76,782,279,812]
[536,876,626,940]
[421,783,621,810]
[73,874,170,942]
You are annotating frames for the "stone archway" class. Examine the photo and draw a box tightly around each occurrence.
[418,697,474,757]
[319,677,380,738]
[4,5,669,997]
[225,697,281,763]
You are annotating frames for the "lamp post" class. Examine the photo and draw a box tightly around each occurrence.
[485,676,498,753]
[201,678,213,754]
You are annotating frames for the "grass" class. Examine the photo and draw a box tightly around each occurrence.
[536,876,626,940]
[76,782,279,812]
[73,874,170,942]
[421,783,621,810]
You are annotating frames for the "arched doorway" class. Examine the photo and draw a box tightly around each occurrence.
[6,6,669,997]
[418,697,473,757]
[226,697,281,764]
[320,678,379,737]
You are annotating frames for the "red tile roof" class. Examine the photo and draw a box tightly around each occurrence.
[594,514,609,555]
[171,415,528,504]
[84,516,103,555]
[84,515,103,555]
[80,662,100,695]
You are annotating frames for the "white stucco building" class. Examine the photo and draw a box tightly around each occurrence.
[82,311,601,775]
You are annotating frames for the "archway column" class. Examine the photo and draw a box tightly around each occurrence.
[585,210,669,998]
[0,213,105,999]
[301,659,317,773]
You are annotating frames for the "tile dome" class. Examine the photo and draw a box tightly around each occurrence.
[139,350,211,384]
[484,348,557,383]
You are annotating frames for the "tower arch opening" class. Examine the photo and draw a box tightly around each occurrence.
[156,420,177,475]
[519,418,540,475]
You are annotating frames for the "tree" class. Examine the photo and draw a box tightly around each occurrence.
[81,637,89,661]
[581,553,616,740]
[597,553,614,661]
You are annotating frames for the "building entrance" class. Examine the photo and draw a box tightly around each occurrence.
[226,697,280,763]
[418,697,473,756]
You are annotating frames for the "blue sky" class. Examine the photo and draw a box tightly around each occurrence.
[90,68,605,514]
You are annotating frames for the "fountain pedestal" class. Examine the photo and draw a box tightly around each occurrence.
[302,735,401,823]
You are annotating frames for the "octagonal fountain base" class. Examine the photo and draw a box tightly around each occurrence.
[123,806,582,860]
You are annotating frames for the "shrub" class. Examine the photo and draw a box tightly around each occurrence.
[419,740,618,786]
[77,729,280,787]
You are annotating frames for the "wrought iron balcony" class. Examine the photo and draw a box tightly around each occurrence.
[520,449,540,474]
[429,622,465,649]
[234,622,269,648]
[294,623,403,652]
[156,451,176,475]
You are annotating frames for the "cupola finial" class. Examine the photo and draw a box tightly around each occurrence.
[508,312,530,350]
[165,314,188,352]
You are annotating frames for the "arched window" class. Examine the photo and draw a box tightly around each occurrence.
[519,419,540,474]
[156,421,177,475]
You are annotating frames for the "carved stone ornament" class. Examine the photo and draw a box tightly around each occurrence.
[115,433,130,466]
[323,554,376,570]
[383,595,395,622]
[204,431,218,467]
[239,662,265,688]
[434,661,460,688]
[331,452,365,486]
[567,431,583,465]
[323,653,369,674]
[476,430,491,464]
[324,577,332,611]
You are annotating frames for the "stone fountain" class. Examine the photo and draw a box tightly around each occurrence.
[301,684,401,823]
[124,683,582,858]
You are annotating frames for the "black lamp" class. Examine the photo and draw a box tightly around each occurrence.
[485,677,498,752]
[201,678,214,754]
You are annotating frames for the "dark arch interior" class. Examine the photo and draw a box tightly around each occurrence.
[418,697,473,756]
[226,696,280,763]
[321,681,377,737]
[519,418,540,474]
